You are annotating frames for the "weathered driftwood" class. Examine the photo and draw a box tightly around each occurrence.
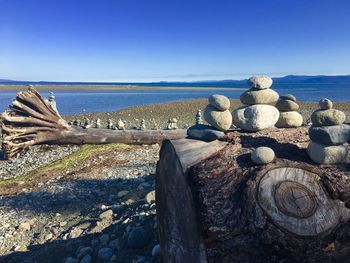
[0,87,187,159]
[156,128,350,263]
[156,139,227,263]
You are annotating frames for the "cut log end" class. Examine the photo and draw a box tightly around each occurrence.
[258,167,349,237]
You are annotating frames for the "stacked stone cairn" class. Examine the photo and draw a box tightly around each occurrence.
[307,98,349,164]
[275,94,303,128]
[117,119,126,130]
[195,109,203,125]
[167,118,178,130]
[232,75,280,131]
[140,119,146,130]
[95,118,101,128]
[187,94,231,141]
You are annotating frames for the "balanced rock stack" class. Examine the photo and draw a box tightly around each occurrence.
[187,94,231,141]
[232,75,280,131]
[307,98,349,164]
[275,94,303,128]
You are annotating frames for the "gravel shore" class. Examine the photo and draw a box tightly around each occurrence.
[0,143,161,263]
[65,99,350,130]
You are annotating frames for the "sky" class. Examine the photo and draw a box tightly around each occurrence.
[0,0,350,82]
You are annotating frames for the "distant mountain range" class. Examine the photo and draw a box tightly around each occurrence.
[0,75,350,87]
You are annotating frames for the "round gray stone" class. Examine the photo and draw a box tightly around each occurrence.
[187,124,225,141]
[152,244,161,258]
[127,227,150,249]
[232,105,280,132]
[208,94,230,111]
[97,248,113,261]
[309,124,350,145]
[276,99,299,112]
[204,105,232,131]
[247,75,273,89]
[80,255,92,263]
[251,147,275,164]
[280,94,297,102]
[307,142,348,164]
[319,98,333,110]
[275,111,303,128]
[311,109,346,127]
[240,88,279,105]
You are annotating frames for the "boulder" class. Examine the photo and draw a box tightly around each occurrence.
[240,88,279,105]
[309,124,350,145]
[247,75,273,89]
[275,99,299,112]
[275,111,303,128]
[280,94,297,102]
[208,94,230,111]
[204,105,232,131]
[307,142,348,164]
[311,109,346,127]
[319,98,333,110]
[232,105,280,132]
[187,124,225,141]
[251,147,275,164]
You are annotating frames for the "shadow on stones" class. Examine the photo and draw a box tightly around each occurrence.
[0,177,159,263]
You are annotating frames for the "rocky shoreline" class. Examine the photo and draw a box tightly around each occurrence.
[0,143,161,263]
[0,99,350,262]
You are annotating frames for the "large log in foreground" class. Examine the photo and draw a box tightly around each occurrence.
[156,127,350,263]
[0,87,187,159]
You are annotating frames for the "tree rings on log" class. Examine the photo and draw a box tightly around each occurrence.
[258,167,350,237]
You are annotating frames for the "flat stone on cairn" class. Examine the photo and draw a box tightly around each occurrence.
[311,111,346,127]
[187,124,225,142]
[275,94,303,128]
[307,98,348,164]
[240,88,279,105]
[232,75,280,131]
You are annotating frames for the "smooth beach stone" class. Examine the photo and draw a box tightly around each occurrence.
[275,99,299,112]
[311,109,346,127]
[307,142,348,164]
[309,124,350,145]
[232,104,280,132]
[251,147,275,164]
[240,88,279,105]
[247,75,273,89]
[187,124,225,141]
[204,105,232,131]
[208,94,230,111]
[275,111,303,128]
[319,98,333,110]
[280,94,297,102]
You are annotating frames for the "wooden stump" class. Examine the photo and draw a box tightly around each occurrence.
[156,127,350,263]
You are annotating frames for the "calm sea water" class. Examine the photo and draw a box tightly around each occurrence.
[0,83,349,115]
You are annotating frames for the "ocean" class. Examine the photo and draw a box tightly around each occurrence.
[0,83,349,115]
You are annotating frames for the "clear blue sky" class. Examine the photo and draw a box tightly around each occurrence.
[0,0,349,82]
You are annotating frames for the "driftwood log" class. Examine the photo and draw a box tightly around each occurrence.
[0,87,187,159]
[156,128,350,263]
